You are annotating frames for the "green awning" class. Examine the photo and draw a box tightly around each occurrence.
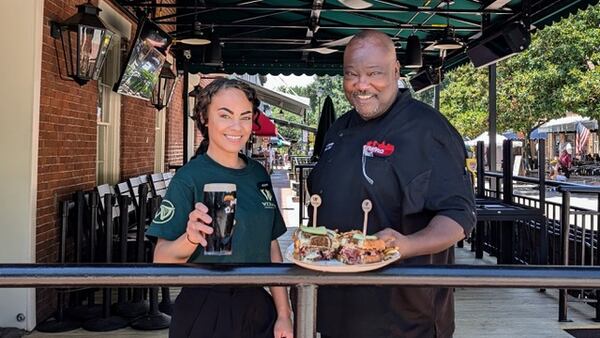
[115,0,600,75]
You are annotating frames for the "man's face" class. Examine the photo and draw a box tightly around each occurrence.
[343,39,400,120]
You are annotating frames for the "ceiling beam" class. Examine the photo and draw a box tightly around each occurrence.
[119,3,514,15]
[163,23,482,32]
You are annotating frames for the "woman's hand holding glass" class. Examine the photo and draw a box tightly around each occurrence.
[186,202,214,246]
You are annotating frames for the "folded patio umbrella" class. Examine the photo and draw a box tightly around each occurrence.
[312,95,336,161]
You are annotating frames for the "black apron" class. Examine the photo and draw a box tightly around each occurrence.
[169,287,276,338]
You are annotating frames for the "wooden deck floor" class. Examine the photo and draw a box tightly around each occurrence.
[25,170,600,337]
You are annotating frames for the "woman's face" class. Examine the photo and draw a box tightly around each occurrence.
[206,87,254,158]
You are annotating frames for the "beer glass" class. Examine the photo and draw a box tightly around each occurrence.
[203,183,236,255]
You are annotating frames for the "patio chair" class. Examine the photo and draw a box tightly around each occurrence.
[149,173,167,198]
[162,171,174,188]
[36,199,81,333]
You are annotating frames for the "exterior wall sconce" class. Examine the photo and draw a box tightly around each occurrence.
[151,61,177,110]
[188,84,202,110]
[50,1,114,85]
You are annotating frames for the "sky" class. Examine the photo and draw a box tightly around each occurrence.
[264,74,315,90]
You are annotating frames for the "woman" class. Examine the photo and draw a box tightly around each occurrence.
[146,78,293,338]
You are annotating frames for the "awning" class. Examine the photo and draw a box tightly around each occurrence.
[465,131,522,147]
[116,0,600,76]
[537,115,598,133]
[270,116,317,133]
[234,77,310,116]
[197,74,310,116]
[253,110,277,137]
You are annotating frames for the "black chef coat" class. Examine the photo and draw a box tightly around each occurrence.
[307,89,476,338]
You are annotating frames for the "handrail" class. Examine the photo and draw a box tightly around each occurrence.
[483,171,596,188]
[558,185,600,193]
[4,263,600,337]
[1,264,600,288]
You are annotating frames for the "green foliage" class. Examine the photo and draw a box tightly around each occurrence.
[434,4,600,137]
[439,64,489,138]
[275,75,352,142]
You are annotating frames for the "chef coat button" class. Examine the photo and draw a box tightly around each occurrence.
[339,132,343,137]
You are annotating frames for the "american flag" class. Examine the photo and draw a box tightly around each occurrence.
[576,121,591,155]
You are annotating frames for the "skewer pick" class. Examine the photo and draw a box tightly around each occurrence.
[310,195,322,227]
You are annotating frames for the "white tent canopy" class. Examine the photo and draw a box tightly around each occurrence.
[465,132,522,147]
[537,115,597,133]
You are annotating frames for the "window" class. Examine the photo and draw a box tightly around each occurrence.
[96,35,122,184]
[154,108,166,172]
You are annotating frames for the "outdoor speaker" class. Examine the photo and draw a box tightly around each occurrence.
[467,21,531,68]
[409,66,442,93]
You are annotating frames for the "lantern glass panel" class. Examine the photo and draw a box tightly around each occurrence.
[78,25,113,80]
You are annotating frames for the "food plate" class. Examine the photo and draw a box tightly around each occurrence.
[285,244,401,273]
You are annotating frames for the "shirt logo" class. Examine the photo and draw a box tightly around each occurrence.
[324,142,334,152]
[260,188,276,209]
[260,189,273,202]
[362,140,395,157]
[153,200,175,224]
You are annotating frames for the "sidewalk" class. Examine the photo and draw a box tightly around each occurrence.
[270,168,301,228]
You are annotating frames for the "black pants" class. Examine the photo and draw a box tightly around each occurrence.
[169,287,276,338]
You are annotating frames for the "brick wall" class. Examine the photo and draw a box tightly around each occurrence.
[120,95,156,179]
[36,0,188,323]
[37,0,100,323]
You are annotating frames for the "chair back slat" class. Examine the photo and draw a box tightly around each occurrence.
[162,172,174,188]
[115,181,136,214]
[150,173,167,198]
[95,184,120,218]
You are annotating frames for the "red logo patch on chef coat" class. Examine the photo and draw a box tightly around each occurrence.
[363,140,395,157]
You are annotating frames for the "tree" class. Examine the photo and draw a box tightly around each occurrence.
[429,4,600,138]
[275,75,352,146]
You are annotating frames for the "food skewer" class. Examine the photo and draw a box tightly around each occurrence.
[361,199,372,237]
[310,194,322,228]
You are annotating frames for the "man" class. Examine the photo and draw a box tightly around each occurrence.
[307,30,476,338]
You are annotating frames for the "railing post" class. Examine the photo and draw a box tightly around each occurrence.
[295,284,317,338]
[559,189,571,322]
[299,166,305,226]
[476,141,485,198]
[538,139,548,265]
[500,140,514,264]
[596,192,600,322]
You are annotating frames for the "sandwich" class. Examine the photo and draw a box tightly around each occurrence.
[337,231,397,265]
[292,226,340,262]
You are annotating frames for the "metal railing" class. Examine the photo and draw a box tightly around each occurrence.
[3,264,600,338]
[477,139,600,321]
[294,163,315,226]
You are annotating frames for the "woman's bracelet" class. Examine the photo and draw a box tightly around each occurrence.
[186,233,201,245]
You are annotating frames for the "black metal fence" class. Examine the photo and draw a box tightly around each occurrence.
[477,139,600,321]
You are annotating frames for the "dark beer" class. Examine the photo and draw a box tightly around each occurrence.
[203,183,236,255]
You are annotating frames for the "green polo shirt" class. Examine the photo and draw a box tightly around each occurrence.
[146,153,287,263]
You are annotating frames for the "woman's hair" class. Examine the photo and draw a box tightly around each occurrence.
[191,78,260,155]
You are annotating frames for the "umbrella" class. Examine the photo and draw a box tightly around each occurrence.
[312,95,336,161]
[253,110,277,136]
[529,128,547,140]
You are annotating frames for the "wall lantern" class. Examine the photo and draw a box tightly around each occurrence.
[188,84,202,109]
[50,1,114,85]
[151,61,177,110]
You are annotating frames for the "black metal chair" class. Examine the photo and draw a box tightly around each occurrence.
[36,199,81,333]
